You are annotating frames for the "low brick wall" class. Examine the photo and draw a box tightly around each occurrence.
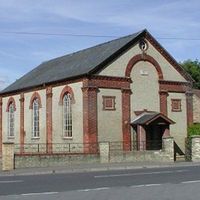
[14,154,100,169]
[6,137,174,170]
[110,150,172,163]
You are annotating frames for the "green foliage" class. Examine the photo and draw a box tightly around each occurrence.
[180,59,200,89]
[188,123,200,137]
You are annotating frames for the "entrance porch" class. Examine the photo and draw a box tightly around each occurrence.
[131,112,175,150]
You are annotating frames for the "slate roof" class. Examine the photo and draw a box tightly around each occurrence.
[131,112,175,126]
[1,30,145,94]
[1,28,193,95]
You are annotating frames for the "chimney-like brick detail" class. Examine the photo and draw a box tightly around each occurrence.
[159,90,168,116]
[19,93,25,153]
[0,97,2,156]
[122,88,132,151]
[82,83,98,153]
[46,87,53,153]
[186,91,193,127]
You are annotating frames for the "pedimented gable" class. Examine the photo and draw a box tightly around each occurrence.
[98,32,192,83]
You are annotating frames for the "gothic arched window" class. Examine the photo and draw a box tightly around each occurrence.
[8,102,15,137]
[32,98,40,138]
[63,93,72,137]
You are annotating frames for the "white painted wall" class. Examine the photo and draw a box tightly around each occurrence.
[97,89,122,142]
[52,82,83,144]
[24,89,46,144]
[167,93,187,151]
[130,61,160,120]
[99,40,187,82]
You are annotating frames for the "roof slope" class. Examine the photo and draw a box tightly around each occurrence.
[1,30,144,94]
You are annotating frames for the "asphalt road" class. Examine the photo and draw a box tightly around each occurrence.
[1,165,200,199]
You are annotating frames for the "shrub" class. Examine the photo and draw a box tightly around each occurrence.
[188,123,200,137]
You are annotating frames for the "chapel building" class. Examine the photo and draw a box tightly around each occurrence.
[0,29,193,155]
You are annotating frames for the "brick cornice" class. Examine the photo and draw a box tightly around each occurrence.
[125,54,164,80]
[90,75,132,82]
[81,86,99,93]
[159,90,169,96]
[84,77,130,90]
[19,93,24,102]
[46,86,53,98]
[145,32,193,82]
[159,80,191,86]
[159,80,191,93]
[121,88,132,94]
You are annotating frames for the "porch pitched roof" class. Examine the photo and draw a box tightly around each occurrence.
[131,112,175,126]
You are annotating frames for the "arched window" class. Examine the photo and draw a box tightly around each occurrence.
[8,102,15,137]
[32,98,39,138]
[63,93,72,137]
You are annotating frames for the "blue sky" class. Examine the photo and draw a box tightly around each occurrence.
[0,0,199,90]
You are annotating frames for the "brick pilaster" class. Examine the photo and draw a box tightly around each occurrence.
[0,97,2,156]
[46,86,53,153]
[159,90,168,116]
[82,85,98,153]
[19,93,25,153]
[122,88,132,151]
[186,91,193,126]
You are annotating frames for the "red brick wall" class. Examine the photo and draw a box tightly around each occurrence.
[122,88,132,150]
[46,87,53,153]
[159,90,168,116]
[82,85,98,153]
[19,93,25,153]
[186,91,193,126]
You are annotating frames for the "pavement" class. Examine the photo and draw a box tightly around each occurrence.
[0,161,200,176]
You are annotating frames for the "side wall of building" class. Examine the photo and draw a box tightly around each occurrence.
[1,81,83,148]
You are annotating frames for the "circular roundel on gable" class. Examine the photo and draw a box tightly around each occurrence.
[139,39,148,51]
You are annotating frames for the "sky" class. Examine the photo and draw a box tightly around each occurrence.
[0,0,200,90]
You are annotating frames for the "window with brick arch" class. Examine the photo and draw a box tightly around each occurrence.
[8,102,15,138]
[32,98,40,138]
[63,93,72,138]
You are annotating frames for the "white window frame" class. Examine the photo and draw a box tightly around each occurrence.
[63,93,72,138]
[8,103,15,138]
[32,98,40,138]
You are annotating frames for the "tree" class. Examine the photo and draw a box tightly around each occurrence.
[180,59,200,89]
